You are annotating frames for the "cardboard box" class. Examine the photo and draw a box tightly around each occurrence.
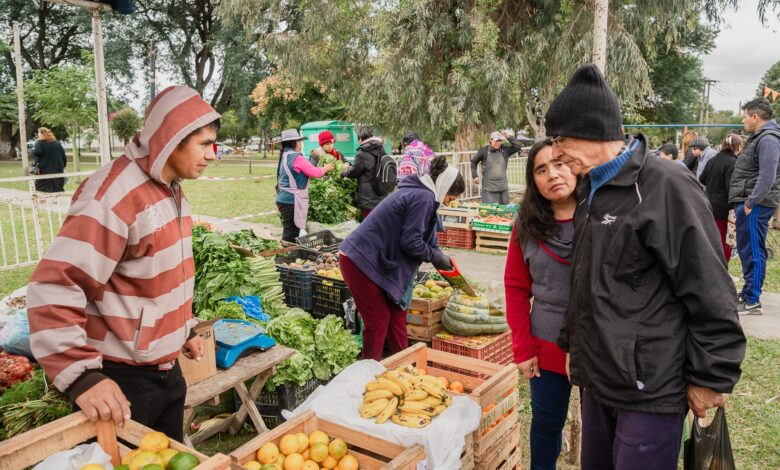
[179,320,218,386]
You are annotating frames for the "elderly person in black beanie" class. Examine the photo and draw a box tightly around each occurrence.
[547,64,745,470]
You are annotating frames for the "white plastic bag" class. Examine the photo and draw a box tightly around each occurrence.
[284,360,481,470]
[32,442,113,470]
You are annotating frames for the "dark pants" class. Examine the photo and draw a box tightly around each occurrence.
[35,176,65,193]
[100,361,187,441]
[339,254,407,360]
[581,389,685,470]
[277,202,298,243]
[481,189,510,204]
[735,203,774,303]
[714,219,732,263]
[529,369,572,470]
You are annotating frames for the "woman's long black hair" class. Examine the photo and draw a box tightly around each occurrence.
[515,138,560,244]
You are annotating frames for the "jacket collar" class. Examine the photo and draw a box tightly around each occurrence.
[598,134,648,188]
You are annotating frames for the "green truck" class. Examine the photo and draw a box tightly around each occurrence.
[300,120,393,163]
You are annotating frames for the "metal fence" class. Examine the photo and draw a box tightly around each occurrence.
[0,152,527,271]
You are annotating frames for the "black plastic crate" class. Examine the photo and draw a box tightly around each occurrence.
[295,230,343,254]
[257,377,321,409]
[311,274,361,333]
[275,250,321,311]
[259,411,285,430]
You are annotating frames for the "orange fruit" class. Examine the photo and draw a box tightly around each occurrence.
[309,443,328,463]
[482,403,496,415]
[296,433,309,453]
[284,453,304,470]
[337,455,358,470]
[309,431,329,447]
[417,368,427,375]
[280,434,300,455]
[139,431,169,452]
[449,381,464,393]
[158,448,179,466]
[258,443,280,464]
[275,454,286,468]
[122,449,141,465]
[303,461,319,470]
[328,439,347,460]
[321,456,338,469]
[129,451,164,470]
[243,462,262,470]
[436,376,449,389]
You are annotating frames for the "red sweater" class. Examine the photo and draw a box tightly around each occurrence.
[504,228,568,376]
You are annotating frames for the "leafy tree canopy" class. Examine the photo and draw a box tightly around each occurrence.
[758,60,780,118]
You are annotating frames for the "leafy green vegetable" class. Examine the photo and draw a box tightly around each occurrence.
[312,315,360,380]
[248,256,288,317]
[0,369,70,439]
[266,352,314,391]
[308,154,358,224]
[215,302,246,320]
[265,309,317,355]
[224,230,281,254]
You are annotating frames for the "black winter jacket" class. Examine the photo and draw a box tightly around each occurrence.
[699,150,737,220]
[558,137,745,414]
[342,138,386,210]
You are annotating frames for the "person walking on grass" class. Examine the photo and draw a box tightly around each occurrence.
[700,132,744,263]
[341,126,387,218]
[729,97,780,315]
[471,130,523,204]
[31,127,67,193]
[505,139,577,470]
[546,64,745,470]
[27,86,220,440]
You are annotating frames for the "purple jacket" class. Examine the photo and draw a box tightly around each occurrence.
[340,175,446,303]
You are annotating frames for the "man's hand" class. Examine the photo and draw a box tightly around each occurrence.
[75,379,131,427]
[182,335,205,361]
[518,356,540,380]
[687,385,726,418]
[744,204,752,216]
[472,177,480,186]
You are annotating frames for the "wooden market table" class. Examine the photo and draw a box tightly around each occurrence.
[183,344,295,447]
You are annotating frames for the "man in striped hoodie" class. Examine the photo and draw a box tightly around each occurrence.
[28,86,220,440]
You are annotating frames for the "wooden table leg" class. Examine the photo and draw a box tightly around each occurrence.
[182,407,198,448]
[228,369,273,435]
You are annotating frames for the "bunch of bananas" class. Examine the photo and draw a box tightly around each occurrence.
[358,365,452,428]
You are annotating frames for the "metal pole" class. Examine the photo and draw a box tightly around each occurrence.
[92,10,111,165]
[592,0,609,75]
[13,22,44,259]
[149,40,157,101]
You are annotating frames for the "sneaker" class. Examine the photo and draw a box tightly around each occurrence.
[737,293,744,303]
[737,300,762,315]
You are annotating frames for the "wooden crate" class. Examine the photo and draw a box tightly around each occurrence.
[460,431,475,470]
[179,320,218,386]
[406,322,445,342]
[407,307,443,326]
[0,412,230,470]
[381,343,520,466]
[475,231,512,254]
[475,423,521,470]
[408,281,451,312]
[229,410,425,469]
[438,206,478,229]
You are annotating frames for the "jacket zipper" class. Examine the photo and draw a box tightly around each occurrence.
[169,183,188,339]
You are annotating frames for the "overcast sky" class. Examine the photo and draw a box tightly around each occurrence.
[701,0,780,113]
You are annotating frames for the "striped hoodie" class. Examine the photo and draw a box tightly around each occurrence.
[27,86,220,398]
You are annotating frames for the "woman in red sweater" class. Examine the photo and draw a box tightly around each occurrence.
[505,139,577,470]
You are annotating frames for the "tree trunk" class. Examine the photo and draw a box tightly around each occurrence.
[592,0,609,75]
[0,121,16,160]
[526,103,546,141]
[566,387,582,466]
[454,123,482,152]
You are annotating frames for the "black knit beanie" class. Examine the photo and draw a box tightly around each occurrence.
[544,64,624,141]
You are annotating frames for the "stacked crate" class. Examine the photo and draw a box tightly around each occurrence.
[382,344,522,470]
[438,206,478,250]
[407,282,450,342]
[432,330,514,378]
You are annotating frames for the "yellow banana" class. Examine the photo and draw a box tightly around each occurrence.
[391,412,431,428]
[383,370,413,394]
[403,389,429,401]
[399,402,437,416]
[423,396,443,406]
[396,365,420,376]
[364,389,394,402]
[366,378,403,396]
[420,375,442,384]
[444,395,452,406]
[375,397,399,424]
[420,381,446,400]
[434,404,447,415]
[359,398,389,418]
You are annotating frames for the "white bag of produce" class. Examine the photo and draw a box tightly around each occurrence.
[284,360,481,470]
[0,310,32,358]
[0,286,26,324]
[32,442,113,470]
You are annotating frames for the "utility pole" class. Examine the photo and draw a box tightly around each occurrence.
[592,0,609,74]
[149,40,157,102]
[701,79,716,136]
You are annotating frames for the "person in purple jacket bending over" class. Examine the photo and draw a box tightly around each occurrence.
[339,155,465,360]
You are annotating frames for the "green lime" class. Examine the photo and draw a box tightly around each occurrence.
[167,452,200,470]
[141,465,164,470]
[114,466,130,470]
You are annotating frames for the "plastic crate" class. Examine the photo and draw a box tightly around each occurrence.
[257,377,321,409]
[436,230,447,245]
[311,274,361,333]
[432,331,513,378]
[295,230,343,254]
[275,250,320,311]
[472,217,513,234]
[438,207,478,229]
[478,203,518,218]
[440,227,476,250]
